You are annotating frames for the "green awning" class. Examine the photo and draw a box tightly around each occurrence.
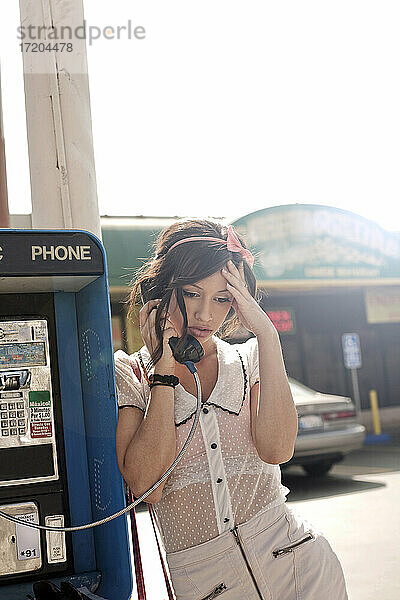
[101,217,177,289]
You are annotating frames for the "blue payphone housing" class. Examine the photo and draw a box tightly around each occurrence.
[0,230,133,600]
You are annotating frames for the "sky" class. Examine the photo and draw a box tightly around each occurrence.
[1,1,400,231]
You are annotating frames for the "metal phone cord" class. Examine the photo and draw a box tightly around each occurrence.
[0,362,201,533]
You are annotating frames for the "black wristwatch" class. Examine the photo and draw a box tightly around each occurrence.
[149,373,180,389]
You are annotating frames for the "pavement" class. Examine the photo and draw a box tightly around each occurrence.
[284,436,400,600]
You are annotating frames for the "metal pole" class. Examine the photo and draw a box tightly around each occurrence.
[351,368,361,418]
[369,389,382,435]
[19,0,101,239]
[0,68,10,228]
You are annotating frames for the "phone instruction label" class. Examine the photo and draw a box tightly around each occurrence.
[29,391,53,438]
[16,512,41,561]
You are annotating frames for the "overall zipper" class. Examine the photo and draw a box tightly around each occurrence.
[231,526,264,600]
[201,582,227,600]
[272,533,315,558]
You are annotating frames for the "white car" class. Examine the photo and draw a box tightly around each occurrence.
[282,378,366,476]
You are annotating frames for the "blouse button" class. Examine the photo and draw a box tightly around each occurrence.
[224,518,230,523]
[203,407,209,414]
[211,443,217,449]
[217,478,222,483]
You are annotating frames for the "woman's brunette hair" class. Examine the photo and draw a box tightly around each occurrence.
[127,218,257,366]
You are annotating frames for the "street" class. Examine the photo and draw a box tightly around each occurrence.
[133,437,400,600]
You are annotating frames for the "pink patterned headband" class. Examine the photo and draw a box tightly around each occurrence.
[166,225,254,268]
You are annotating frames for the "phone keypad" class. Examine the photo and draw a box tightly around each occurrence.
[1,402,27,437]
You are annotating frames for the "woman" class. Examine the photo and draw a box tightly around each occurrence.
[115,219,348,600]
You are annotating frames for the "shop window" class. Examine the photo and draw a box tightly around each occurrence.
[111,315,123,351]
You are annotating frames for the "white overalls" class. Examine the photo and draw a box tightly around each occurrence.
[166,502,347,600]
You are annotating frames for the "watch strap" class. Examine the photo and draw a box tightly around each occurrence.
[149,373,179,388]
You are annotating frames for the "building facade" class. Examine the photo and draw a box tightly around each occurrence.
[36,205,398,412]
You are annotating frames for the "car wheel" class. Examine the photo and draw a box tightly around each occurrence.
[302,460,335,477]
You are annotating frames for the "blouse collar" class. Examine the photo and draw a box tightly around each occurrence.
[139,336,246,426]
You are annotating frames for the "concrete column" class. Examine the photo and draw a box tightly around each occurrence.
[19,0,101,239]
[0,68,10,228]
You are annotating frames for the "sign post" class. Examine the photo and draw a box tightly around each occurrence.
[342,333,362,417]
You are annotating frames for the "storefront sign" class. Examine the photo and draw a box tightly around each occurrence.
[266,308,296,334]
[365,288,400,323]
[233,205,400,282]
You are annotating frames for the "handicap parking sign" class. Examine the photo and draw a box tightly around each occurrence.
[342,333,362,369]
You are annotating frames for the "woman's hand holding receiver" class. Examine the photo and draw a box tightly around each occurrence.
[139,299,178,373]
[119,298,178,502]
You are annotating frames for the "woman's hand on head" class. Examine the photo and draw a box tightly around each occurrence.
[221,261,275,338]
[139,299,178,371]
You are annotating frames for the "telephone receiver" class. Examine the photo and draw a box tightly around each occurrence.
[168,334,204,364]
[139,281,205,365]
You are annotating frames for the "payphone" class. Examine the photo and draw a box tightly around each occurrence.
[0,230,132,600]
[0,317,68,579]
